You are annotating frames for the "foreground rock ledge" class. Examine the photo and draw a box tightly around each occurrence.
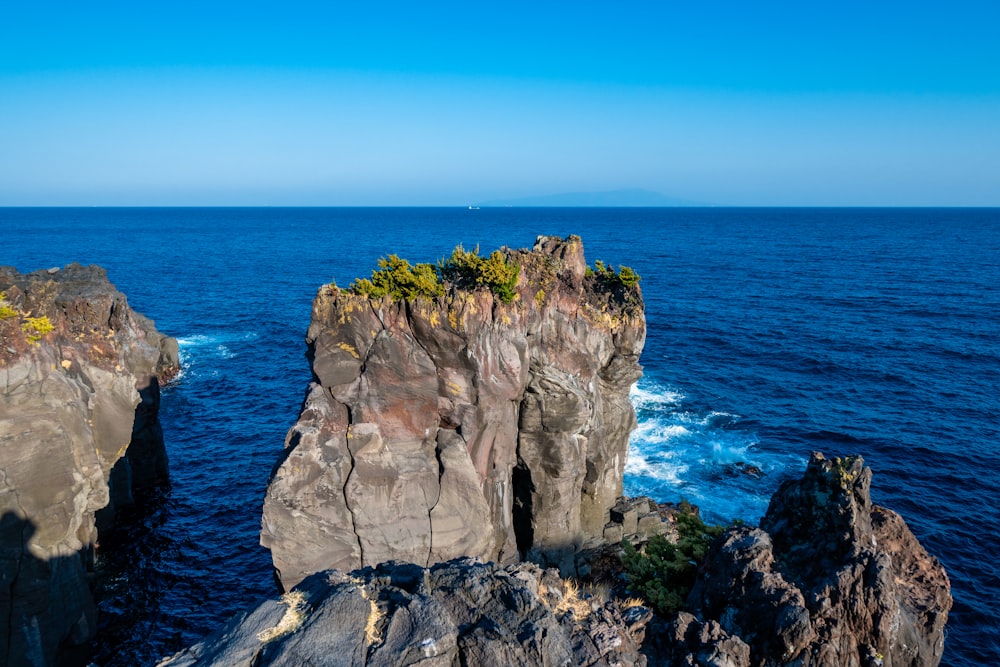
[661,453,952,667]
[160,557,653,667]
[0,264,179,667]
[262,235,645,589]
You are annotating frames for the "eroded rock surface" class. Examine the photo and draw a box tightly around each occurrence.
[160,557,653,667]
[660,453,951,667]
[261,236,645,589]
[0,264,179,667]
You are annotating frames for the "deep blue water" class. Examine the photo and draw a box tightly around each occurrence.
[3,207,998,665]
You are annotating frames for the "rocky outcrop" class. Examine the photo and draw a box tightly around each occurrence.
[658,453,951,667]
[0,264,179,667]
[261,235,645,589]
[160,557,654,667]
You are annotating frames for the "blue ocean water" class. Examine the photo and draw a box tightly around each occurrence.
[2,207,997,665]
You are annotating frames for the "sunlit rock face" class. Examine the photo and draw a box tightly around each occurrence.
[0,264,178,667]
[261,236,645,589]
[665,453,952,667]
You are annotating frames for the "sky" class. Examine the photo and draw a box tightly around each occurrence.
[1,1,999,206]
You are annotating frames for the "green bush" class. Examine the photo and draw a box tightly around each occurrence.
[349,254,444,300]
[621,503,723,616]
[439,244,520,304]
[589,260,640,290]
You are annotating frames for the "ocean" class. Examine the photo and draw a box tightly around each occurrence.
[3,207,997,665]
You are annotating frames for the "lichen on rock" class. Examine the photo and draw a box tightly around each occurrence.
[261,235,646,590]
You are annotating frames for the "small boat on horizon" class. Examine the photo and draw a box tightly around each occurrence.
[468,205,480,210]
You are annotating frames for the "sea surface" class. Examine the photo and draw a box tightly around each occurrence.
[3,207,998,665]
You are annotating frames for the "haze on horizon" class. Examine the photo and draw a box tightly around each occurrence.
[2,1,998,207]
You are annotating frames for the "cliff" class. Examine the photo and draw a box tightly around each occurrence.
[261,235,645,589]
[659,453,952,667]
[0,264,179,667]
[160,558,653,667]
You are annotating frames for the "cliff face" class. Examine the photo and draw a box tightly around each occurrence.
[662,453,952,667]
[0,264,179,667]
[261,236,645,589]
[161,558,653,667]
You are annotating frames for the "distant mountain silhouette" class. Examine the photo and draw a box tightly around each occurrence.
[481,188,706,207]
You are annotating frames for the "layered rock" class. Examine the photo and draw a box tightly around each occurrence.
[0,264,179,666]
[660,453,951,667]
[160,557,653,667]
[261,236,645,589]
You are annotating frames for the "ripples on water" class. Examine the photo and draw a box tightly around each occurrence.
[3,207,998,664]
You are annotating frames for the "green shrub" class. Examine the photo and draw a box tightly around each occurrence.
[439,244,520,304]
[621,503,724,616]
[590,260,641,290]
[349,254,444,300]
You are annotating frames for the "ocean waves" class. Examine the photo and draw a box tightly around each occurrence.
[625,378,804,525]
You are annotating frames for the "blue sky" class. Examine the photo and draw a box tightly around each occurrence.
[1,2,998,206]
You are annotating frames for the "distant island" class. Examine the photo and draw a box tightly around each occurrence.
[480,188,707,207]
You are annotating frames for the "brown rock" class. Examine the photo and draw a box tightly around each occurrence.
[0,264,178,666]
[261,236,645,589]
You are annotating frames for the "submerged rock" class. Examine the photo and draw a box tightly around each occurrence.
[0,264,178,667]
[159,557,653,667]
[659,453,951,667]
[261,236,645,589]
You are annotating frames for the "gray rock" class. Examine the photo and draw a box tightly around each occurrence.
[0,264,178,666]
[262,236,645,589]
[160,558,652,667]
[669,453,952,667]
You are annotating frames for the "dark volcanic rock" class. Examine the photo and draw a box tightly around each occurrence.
[160,557,653,667]
[662,453,951,667]
[0,263,178,667]
[261,236,645,589]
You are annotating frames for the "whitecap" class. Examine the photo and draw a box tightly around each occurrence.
[625,376,795,523]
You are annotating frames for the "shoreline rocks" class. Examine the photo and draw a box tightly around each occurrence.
[261,235,645,589]
[658,453,952,667]
[0,264,178,667]
[160,557,654,667]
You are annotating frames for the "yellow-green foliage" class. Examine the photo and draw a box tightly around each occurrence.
[589,260,641,289]
[0,292,16,320]
[21,316,54,344]
[349,254,444,300]
[439,244,520,304]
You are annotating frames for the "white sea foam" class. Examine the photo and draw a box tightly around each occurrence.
[625,376,791,523]
[175,332,256,377]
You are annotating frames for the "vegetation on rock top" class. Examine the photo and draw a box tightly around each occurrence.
[438,244,520,304]
[0,290,55,346]
[346,244,520,303]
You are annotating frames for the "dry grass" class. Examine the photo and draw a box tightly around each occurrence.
[621,596,646,610]
[357,586,385,646]
[256,591,307,643]
[554,579,593,621]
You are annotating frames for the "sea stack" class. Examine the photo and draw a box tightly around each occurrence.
[0,264,179,666]
[261,235,645,589]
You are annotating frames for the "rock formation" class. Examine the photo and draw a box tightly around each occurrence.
[261,235,645,589]
[0,264,179,667]
[658,453,952,667]
[160,557,654,667]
